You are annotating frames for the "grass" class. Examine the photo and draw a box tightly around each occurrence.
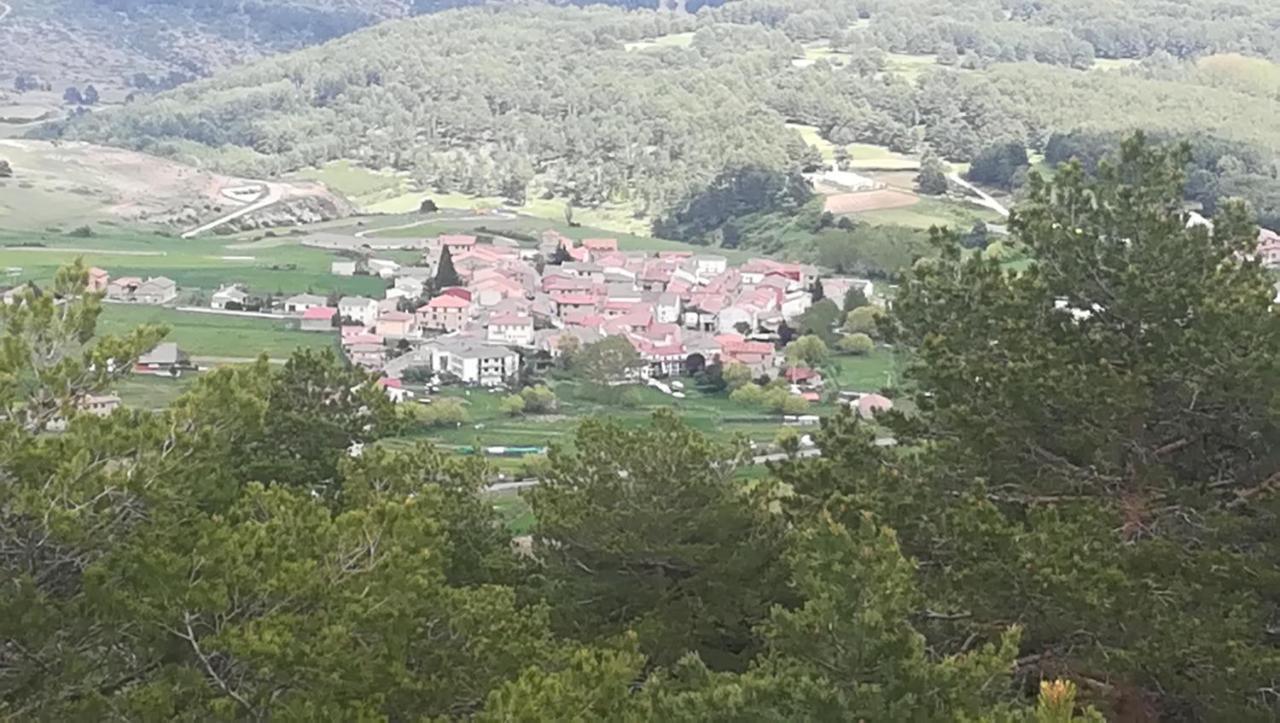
[857,196,1002,230]
[110,373,199,410]
[489,491,536,535]
[98,305,336,359]
[291,160,404,201]
[624,32,696,52]
[0,228,386,297]
[831,348,900,392]
[357,212,757,262]
[884,52,940,82]
[847,143,919,171]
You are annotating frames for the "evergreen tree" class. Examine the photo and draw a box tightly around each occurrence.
[434,245,461,289]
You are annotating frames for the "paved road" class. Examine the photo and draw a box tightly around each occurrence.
[484,448,821,494]
[181,183,284,239]
[949,173,1010,218]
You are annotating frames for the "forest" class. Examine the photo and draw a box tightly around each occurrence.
[47,0,1280,246]
[4,139,1280,720]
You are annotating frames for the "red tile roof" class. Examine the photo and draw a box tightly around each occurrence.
[424,294,470,309]
[301,306,337,321]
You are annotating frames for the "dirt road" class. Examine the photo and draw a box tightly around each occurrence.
[181,183,284,239]
[949,173,1010,217]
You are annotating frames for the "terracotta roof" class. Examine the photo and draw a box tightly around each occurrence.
[556,294,597,306]
[424,294,470,309]
[301,306,337,320]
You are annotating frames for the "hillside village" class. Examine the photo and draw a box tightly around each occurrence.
[80,229,892,413]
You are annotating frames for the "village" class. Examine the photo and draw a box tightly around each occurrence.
[76,228,900,427]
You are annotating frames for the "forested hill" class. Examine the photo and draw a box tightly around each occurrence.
[54,0,1280,231]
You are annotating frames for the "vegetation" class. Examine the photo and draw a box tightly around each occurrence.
[6,141,1280,718]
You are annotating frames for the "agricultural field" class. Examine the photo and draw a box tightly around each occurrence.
[352,212,757,262]
[97,305,335,359]
[856,196,1002,230]
[0,227,386,297]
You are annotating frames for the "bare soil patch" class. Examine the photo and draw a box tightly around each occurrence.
[823,189,920,215]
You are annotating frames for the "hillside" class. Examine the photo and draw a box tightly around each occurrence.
[46,0,1280,238]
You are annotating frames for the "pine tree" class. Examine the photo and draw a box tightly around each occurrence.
[434,244,461,289]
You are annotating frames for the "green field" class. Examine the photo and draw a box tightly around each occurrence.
[831,348,899,391]
[357,213,756,262]
[110,373,199,410]
[624,32,696,52]
[98,305,336,359]
[857,197,1002,230]
[847,143,919,171]
[0,228,386,298]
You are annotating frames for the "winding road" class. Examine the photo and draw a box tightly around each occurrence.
[0,2,11,23]
[180,183,283,239]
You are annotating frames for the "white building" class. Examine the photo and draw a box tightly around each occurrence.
[338,296,379,326]
[368,258,400,279]
[429,341,520,387]
[717,305,756,334]
[210,284,248,310]
[331,260,357,277]
[486,314,535,347]
[284,293,327,314]
[656,293,682,324]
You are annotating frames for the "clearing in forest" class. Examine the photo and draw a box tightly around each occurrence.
[823,189,919,215]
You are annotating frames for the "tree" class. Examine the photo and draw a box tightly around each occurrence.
[526,412,794,670]
[82,84,99,105]
[417,397,469,427]
[916,153,949,195]
[843,305,883,337]
[419,198,439,213]
[722,361,753,391]
[842,135,1280,718]
[575,336,642,391]
[62,86,83,105]
[837,332,874,355]
[434,245,462,289]
[519,384,557,413]
[967,141,1029,190]
[792,298,842,345]
[784,334,830,369]
[237,349,403,498]
[0,159,12,178]
[842,285,868,311]
[499,394,526,416]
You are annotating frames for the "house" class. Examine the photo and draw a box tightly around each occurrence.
[331,260,358,277]
[417,294,471,332]
[438,234,478,252]
[299,306,338,331]
[429,340,520,386]
[1257,228,1280,268]
[368,258,400,278]
[582,238,619,255]
[136,343,191,376]
[376,377,414,403]
[79,394,122,417]
[347,342,386,371]
[134,277,177,305]
[717,305,757,334]
[655,293,682,324]
[717,335,778,376]
[210,284,249,310]
[375,311,417,339]
[106,277,141,301]
[392,276,425,298]
[338,296,379,326]
[87,267,109,293]
[285,293,327,314]
[856,393,894,419]
[821,277,875,305]
[555,294,597,318]
[692,255,727,279]
[486,313,535,346]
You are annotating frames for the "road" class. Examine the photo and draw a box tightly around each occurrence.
[483,448,821,494]
[181,183,284,239]
[949,173,1010,218]
[0,2,11,23]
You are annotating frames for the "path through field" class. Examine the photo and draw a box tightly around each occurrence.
[949,173,1010,217]
[181,183,283,239]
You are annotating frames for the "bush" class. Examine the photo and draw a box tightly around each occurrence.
[843,306,883,337]
[729,383,766,406]
[520,385,557,414]
[500,394,526,416]
[66,225,94,238]
[837,333,875,356]
[418,398,469,427]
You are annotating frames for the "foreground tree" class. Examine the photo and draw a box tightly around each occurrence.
[525,413,793,671]
[785,135,1280,718]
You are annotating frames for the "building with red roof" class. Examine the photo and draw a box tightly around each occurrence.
[417,293,471,332]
